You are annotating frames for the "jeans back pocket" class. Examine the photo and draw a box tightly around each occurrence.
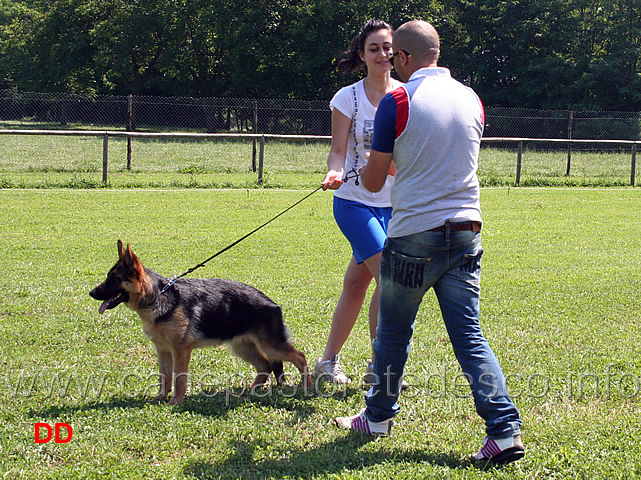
[387,249,433,291]
[456,249,483,284]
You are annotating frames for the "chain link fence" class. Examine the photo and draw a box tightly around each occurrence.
[1,89,639,187]
[1,90,640,141]
[0,90,331,136]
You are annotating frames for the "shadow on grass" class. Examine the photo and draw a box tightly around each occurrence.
[26,395,167,419]
[179,382,363,414]
[24,390,512,476]
[26,383,363,421]
[182,435,467,479]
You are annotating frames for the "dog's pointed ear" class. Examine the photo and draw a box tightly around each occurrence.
[117,239,125,260]
[122,243,145,279]
[123,243,138,266]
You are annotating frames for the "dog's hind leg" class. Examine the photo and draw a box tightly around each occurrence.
[285,345,312,388]
[271,361,286,385]
[260,341,312,388]
[257,307,312,388]
[229,338,272,388]
[168,347,192,406]
[155,348,173,401]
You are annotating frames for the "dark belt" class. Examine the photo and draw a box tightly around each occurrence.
[429,221,481,233]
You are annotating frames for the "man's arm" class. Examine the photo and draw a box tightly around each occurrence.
[361,88,403,192]
[360,150,393,192]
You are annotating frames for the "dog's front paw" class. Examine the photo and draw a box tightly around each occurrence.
[167,395,184,406]
[153,391,168,402]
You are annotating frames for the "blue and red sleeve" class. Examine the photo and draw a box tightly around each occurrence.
[371,86,409,153]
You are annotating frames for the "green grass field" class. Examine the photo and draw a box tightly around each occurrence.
[1,187,640,479]
[0,135,639,188]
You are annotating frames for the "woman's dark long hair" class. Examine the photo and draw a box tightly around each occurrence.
[337,19,393,75]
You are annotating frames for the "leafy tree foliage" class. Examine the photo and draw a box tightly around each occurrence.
[0,0,639,110]
[441,0,641,110]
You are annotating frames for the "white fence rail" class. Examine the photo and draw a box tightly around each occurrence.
[0,129,638,186]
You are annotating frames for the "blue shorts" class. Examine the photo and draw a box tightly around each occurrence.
[333,196,392,264]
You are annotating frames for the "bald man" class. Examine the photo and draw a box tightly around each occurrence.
[335,20,524,465]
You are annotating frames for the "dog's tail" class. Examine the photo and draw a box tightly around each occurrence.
[266,305,293,344]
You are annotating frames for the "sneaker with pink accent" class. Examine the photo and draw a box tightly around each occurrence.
[472,435,525,465]
[335,408,393,436]
[313,354,351,384]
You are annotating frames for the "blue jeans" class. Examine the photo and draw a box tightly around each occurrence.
[365,225,522,439]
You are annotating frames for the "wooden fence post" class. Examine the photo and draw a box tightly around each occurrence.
[127,94,133,170]
[631,143,637,186]
[516,141,523,186]
[258,135,265,185]
[102,133,109,184]
[566,111,574,176]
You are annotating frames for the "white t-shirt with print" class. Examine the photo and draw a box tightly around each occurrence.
[329,79,394,207]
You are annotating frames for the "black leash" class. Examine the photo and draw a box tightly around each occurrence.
[160,172,359,294]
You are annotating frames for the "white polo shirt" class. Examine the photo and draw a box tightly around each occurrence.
[371,67,484,237]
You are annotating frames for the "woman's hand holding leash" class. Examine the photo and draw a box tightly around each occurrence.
[322,168,345,190]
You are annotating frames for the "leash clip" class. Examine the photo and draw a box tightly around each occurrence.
[160,275,178,295]
[342,169,360,185]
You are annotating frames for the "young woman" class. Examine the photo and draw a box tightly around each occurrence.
[315,19,403,385]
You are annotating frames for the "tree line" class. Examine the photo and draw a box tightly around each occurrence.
[1,0,639,111]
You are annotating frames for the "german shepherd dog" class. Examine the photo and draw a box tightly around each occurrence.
[90,240,311,405]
